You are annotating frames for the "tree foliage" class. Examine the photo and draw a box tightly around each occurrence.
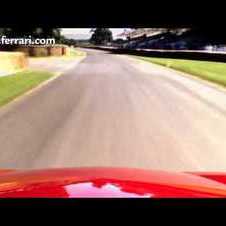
[90,28,113,45]
[60,37,77,46]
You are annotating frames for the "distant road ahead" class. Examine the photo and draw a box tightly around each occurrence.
[1,49,226,171]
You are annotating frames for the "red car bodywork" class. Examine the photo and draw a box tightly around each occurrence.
[0,167,226,198]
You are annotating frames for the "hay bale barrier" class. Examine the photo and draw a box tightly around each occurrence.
[0,45,75,76]
[16,45,70,57]
[0,52,28,76]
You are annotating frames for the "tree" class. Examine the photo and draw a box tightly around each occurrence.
[90,28,113,45]
[60,36,77,46]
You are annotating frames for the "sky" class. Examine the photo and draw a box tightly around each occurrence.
[61,28,130,40]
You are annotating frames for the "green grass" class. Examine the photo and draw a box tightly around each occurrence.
[137,56,226,87]
[0,70,55,106]
[69,48,86,57]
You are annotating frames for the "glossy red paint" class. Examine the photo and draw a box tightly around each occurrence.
[0,167,226,197]
[190,172,226,186]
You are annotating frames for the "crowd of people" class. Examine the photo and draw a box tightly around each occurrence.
[115,29,226,51]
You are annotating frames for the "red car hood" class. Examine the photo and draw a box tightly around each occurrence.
[0,167,225,198]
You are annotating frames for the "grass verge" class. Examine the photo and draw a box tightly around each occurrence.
[137,56,226,87]
[69,48,86,57]
[0,70,55,107]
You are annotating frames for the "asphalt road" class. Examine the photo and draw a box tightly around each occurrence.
[1,49,226,171]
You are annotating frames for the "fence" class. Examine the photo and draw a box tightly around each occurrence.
[85,46,226,63]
